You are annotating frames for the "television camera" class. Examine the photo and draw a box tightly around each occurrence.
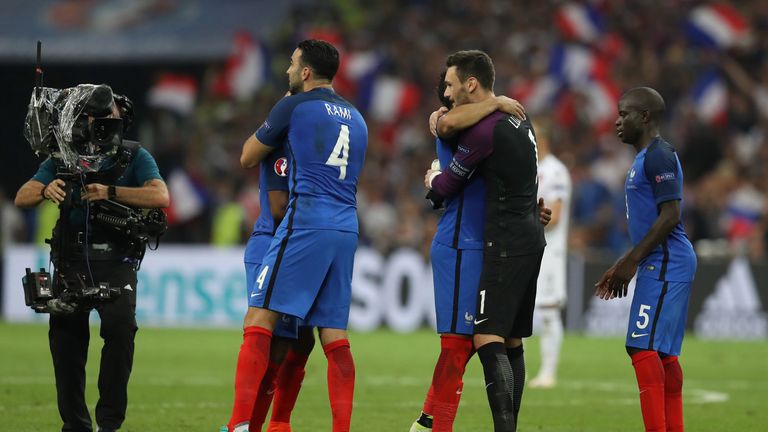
[20,42,165,314]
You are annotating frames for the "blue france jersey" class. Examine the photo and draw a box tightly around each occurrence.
[256,88,367,233]
[244,149,289,263]
[251,149,289,236]
[625,137,697,282]
[433,137,485,250]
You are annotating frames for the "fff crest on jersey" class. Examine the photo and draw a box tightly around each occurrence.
[274,157,288,177]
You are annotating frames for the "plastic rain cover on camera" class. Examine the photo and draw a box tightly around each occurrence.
[24,84,118,173]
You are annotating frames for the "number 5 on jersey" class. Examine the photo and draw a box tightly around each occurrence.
[326,124,350,180]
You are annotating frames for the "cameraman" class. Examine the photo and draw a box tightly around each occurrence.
[14,85,169,432]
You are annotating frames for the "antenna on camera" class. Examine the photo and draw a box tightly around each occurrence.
[35,41,43,102]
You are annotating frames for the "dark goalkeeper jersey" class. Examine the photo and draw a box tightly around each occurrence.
[431,111,545,257]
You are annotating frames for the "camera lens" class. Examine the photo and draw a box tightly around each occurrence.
[90,118,123,145]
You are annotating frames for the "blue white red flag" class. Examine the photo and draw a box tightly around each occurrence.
[582,78,620,133]
[336,50,382,100]
[691,69,728,125]
[510,75,563,115]
[146,73,198,116]
[554,2,605,43]
[359,75,420,123]
[549,44,607,86]
[166,169,209,225]
[228,31,269,101]
[686,4,750,49]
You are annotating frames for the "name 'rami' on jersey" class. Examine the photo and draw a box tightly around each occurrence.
[324,103,352,120]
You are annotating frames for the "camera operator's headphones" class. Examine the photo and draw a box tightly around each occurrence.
[113,93,134,133]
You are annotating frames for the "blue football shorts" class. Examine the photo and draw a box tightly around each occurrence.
[625,276,692,356]
[431,240,483,336]
[248,227,357,330]
[245,233,298,339]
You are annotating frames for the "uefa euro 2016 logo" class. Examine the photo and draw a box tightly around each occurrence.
[274,157,288,177]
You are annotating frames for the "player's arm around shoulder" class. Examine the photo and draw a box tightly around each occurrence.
[242,95,298,168]
[437,96,525,138]
[241,134,274,169]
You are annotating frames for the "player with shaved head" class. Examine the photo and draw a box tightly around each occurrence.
[595,87,697,432]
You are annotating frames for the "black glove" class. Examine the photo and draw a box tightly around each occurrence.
[47,298,77,314]
[426,189,445,210]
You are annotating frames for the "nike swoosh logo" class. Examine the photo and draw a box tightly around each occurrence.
[250,292,259,297]
[631,332,649,338]
[123,284,133,291]
[474,318,489,325]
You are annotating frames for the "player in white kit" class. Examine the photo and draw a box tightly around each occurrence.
[530,119,571,389]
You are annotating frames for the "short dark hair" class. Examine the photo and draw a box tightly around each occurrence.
[622,87,666,123]
[446,50,495,90]
[297,39,340,82]
[437,70,451,108]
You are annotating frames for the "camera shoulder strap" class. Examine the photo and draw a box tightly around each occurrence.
[93,140,140,185]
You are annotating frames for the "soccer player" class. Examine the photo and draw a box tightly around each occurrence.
[411,73,527,432]
[239,145,316,432]
[529,119,571,390]
[426,50,546,432]
[223,39,367,432]
[595,87,696,432]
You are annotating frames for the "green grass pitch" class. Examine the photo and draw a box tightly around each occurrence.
[1,322,766,431]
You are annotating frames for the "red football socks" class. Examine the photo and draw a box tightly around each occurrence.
[422,384,435,415]
[269,350,311,425]
[324,339,355,432]
[631,350,666,432]
[431,335,474,432]
[662,355,684,432]
[227,326,272,431]
[249,360,281,430]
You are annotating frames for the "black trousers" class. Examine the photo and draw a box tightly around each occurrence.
[49,261,138,432]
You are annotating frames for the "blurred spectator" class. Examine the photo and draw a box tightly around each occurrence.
[5,0,768,262]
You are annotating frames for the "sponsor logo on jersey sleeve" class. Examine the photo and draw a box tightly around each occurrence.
[655,172,676,183]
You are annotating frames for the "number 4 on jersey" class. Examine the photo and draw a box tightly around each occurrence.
[326,124,350,180]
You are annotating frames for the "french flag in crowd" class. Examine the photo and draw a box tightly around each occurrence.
[147,73,198,117]
[691,69,728,125]
[687,4,750,49]
[214,31,270,101]
[360,75,421,123]
[165,169,209,225]
[549,44,607,86]
[582,78,620,133]
[510,75,563,114]
[554,2,605,43]
[335,50,381,100]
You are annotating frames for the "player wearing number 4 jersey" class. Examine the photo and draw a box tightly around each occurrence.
[595,87,696,432]
[223,39,367,432]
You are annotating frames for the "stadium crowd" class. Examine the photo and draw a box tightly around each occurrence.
[4,0,768,262]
